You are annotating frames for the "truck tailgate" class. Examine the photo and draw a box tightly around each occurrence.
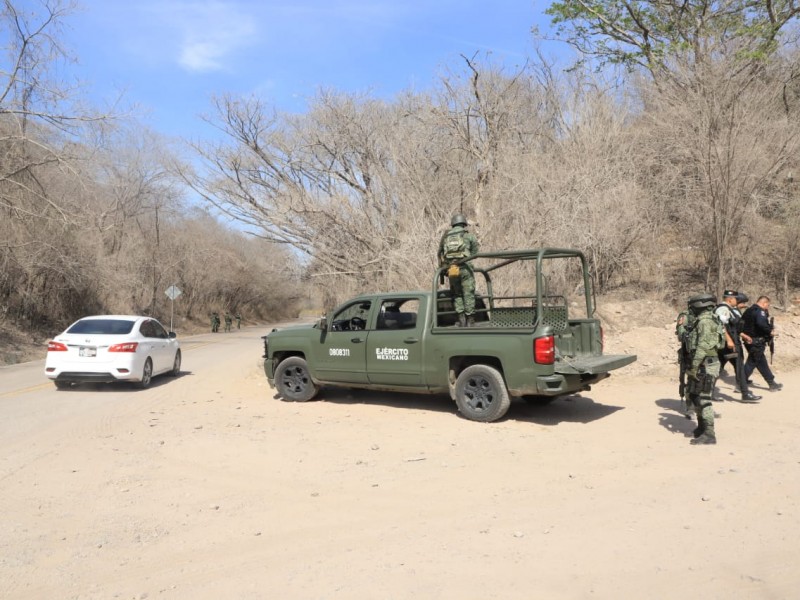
[555,354,637,375]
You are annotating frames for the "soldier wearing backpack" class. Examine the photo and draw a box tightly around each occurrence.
[684,293,727,445]
[437,214,480,327]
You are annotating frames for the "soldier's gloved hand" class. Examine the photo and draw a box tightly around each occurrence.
[687,368,699,381]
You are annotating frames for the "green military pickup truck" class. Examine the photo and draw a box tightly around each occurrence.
[262,248,636,422]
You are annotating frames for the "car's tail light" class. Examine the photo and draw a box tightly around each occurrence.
[109,342,138,353]
[47,341,68,352]
[534,335,555,364]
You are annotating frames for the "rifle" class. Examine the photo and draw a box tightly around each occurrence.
[769,316,775,364]
[677,338,692,419]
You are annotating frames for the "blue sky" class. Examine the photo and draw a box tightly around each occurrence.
[59,0,558,141]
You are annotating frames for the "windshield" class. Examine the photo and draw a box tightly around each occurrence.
[66,319,136,335]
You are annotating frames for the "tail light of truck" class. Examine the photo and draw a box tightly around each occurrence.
[534,335,555,364]
[47,341,68,352]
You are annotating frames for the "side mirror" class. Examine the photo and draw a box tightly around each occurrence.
[317,316,328,331]
[168,331,177,339]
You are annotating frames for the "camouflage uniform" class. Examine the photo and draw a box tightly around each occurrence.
[211,312,220,333]
[438,217,480,326]
[224,313,233,332]
[686,296,724,445]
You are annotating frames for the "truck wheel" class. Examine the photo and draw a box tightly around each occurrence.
[454,365,511,422]
[275,356,319,402]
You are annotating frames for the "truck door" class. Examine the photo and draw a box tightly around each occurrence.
[312,300,372,383]
[366,297,425,387]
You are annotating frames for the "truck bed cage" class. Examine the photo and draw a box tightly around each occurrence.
[434,247,595,329]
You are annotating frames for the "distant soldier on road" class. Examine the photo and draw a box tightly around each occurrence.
[211,312,220,333]
[224,312,233,333]
[438,214,480,327]
[235,313,242,329]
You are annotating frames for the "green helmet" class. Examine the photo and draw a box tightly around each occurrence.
[688,293,716,311]
[451,214,467,227]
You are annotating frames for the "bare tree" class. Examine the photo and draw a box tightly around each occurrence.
[639,57,800,293]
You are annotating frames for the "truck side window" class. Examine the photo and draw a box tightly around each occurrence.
[377,299,419,330]
[331,301,372,331]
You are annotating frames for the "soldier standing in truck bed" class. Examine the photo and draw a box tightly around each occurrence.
[438,214,480,327]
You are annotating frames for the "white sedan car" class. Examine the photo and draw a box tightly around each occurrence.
[45,315,181,389]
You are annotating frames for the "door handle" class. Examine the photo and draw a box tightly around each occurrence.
[404,337,419,343]
[351,338,363,343]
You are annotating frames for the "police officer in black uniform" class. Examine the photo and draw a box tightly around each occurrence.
[716,290,761,402]
[741,295,782,391]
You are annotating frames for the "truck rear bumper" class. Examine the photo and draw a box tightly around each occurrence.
[509,371,611,397]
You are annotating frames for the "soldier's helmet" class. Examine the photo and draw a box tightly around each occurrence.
[688,293,716,311]
[451,214,468,227]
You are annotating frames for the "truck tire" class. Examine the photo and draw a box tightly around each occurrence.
[454,365,511,422]
[275,356,319,402]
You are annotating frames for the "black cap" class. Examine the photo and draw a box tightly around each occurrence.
[723,289,738,298]
[736,292,749,304]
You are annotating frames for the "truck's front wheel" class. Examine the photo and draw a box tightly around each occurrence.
[454,365,511,422]
[275,356,319,402]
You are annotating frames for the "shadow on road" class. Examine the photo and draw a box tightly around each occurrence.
[277,387,624,425]
[304,387,456,416]
[656,397,694,437]
[511,395,624,426]
[53,371,190,393]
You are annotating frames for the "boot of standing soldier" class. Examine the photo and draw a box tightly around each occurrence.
[691,404,716,444]
[457,313,467,327]
[692,408,705,438]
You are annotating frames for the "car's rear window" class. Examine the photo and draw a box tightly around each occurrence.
[66,319,136,335]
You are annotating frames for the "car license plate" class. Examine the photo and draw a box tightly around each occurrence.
[79,346,97,357]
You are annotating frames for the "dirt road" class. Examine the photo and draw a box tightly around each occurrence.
[1,324,798,599]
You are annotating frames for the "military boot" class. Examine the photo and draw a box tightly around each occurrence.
[692,422,705,438]
[457,313,466,327]
[466,315,475,327]
[690,431,717,445]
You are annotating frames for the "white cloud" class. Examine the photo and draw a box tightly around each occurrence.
[145,1,259,73]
